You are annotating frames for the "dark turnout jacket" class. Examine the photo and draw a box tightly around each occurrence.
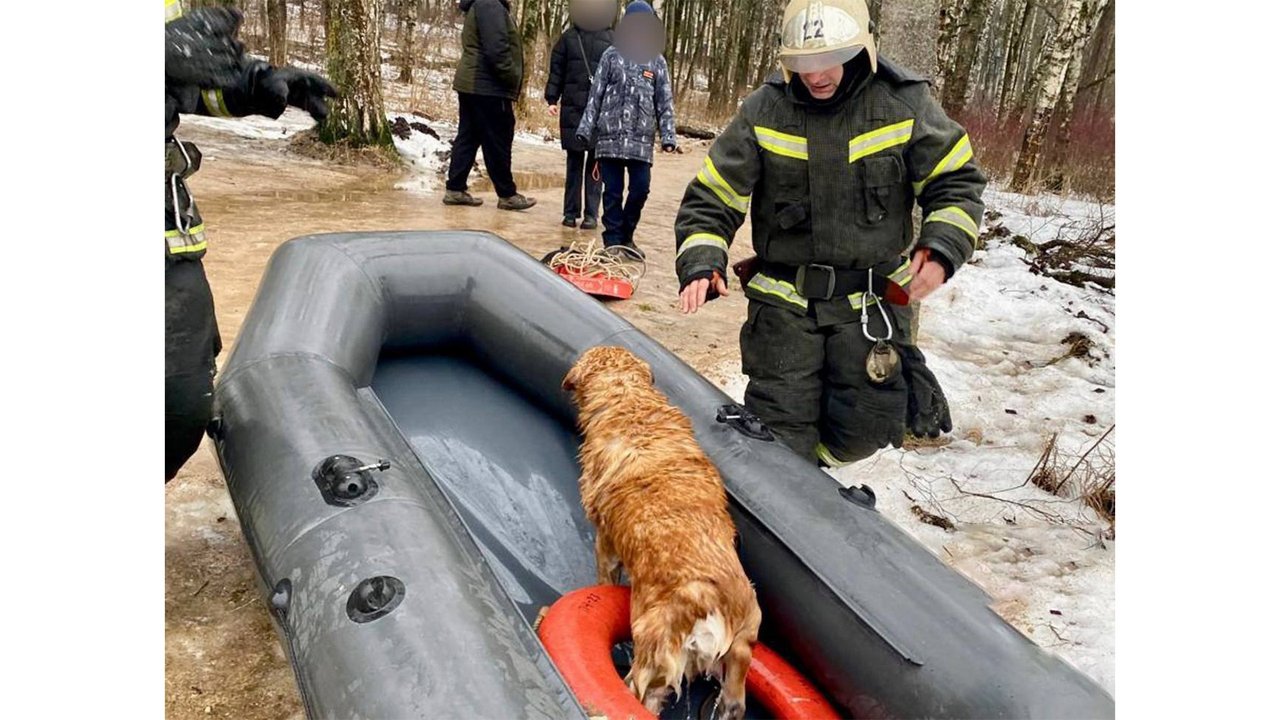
[674,56,987,323]
[453,0,524,100]
[545,25,614,151]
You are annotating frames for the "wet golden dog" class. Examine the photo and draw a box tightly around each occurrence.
[563,346,762,719]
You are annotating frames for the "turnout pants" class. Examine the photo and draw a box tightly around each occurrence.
[166,258,221,481]
[740,299,912,467]
[597,158,651,247]
[563,149,602,222]
[446,92,518,198]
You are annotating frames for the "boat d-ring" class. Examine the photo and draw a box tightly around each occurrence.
[536,585,842,720]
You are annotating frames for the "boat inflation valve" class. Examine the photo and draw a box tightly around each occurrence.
[716,403,775,441]
[270,579,293,620]
[347,576,405,624]
[312,455,388,507]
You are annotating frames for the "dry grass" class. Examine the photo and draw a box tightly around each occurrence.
[1025,429,1116,537]
[961,106,1114,201]
[286,130,402,169]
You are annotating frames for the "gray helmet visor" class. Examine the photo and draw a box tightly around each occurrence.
[780,45,864,74]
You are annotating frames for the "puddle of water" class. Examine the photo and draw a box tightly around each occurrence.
[470,170,565,193]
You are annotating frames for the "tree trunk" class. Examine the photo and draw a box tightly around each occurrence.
[398,0,418,83]
[1080,0,1115,124]
[514,0,540,117]
[997,0,1032,121]
[1047,0,1108,170]
[1009,0,1086,192]
[319,0,393,147]
[936,0,962,85]
[268,0,289,65]
[938,0,993,115]
[1012,0,1060,124]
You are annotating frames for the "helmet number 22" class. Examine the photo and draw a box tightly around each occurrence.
[804,17,825,40]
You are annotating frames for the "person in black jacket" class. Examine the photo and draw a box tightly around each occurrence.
[545,0,615,229]
[446,0,536,211]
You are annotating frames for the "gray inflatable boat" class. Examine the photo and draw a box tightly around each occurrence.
[211,231,1114,719]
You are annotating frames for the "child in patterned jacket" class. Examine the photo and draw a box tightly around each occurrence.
[575,1,677,260]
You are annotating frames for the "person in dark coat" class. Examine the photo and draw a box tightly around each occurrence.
[545,1,614,229]
[446,0,536,211]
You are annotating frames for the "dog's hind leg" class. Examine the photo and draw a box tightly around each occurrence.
[594,533,623,585]
[716,632,755,720]
[717,599,760,720]
[627,609,686,715]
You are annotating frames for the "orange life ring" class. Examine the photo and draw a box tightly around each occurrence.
[537,585,841,720]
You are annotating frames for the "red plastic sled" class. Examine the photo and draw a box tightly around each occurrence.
[555,266,636,300]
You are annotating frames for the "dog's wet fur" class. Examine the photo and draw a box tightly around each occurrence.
[563,346,761,719]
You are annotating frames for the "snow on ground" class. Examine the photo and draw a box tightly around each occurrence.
[715,188,1116,693]
[389,110,557,194]
[179,106,320,140]
[388,112,454,194]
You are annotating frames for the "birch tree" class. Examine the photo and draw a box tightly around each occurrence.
[938,0,993,114]
[1009,0,1087,191]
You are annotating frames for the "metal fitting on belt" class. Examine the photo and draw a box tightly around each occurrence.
[794,263,837,300]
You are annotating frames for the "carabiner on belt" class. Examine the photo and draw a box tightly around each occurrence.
[169,140,195,235]
[860,268,901,384]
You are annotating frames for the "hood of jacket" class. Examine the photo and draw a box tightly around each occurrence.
[459,0,510,12]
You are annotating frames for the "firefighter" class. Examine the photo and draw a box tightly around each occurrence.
[674,0,986,468]
[164,1,335,480]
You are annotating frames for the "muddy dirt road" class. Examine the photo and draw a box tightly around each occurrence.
[164,125,755,719]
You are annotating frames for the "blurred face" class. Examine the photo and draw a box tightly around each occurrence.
[798,64,843,99]
[569,0,615,32]
[615,11,665,64]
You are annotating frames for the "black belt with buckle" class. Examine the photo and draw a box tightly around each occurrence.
[761,260,906,302]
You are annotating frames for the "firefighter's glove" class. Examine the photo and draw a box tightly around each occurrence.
[165,6,246,89]
[900,344,952,438]
[244,64,337,122]
[274,67,339,122]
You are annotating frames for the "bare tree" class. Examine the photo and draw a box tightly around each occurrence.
[267,0,289,65]
[1010,0,1088,191]
[1048,0,1108,160]
[938,0,994,114]
[396,0,419,83]
[996,0,1033,120]
[320,0,393,147]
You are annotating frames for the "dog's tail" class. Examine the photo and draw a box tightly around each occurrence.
[627,580,734,709]
[686,609,732,676]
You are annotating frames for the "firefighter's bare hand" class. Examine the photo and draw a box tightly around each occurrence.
[680,273,730,314]
[908,249,946,302]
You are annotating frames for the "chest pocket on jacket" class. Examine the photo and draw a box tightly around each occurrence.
[855,155,907,225]
[632,68,657,130]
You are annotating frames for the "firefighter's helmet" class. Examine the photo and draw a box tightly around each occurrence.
[778,0,877,78]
